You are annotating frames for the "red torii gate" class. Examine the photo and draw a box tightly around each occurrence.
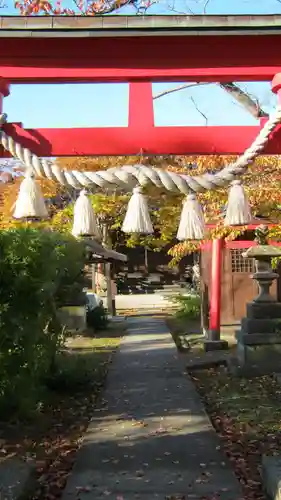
[2,13,281,343]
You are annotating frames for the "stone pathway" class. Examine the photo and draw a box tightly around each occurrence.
[62,317,242,500]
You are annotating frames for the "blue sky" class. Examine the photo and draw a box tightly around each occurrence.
[3,82,277,129]
[1,0,280,131]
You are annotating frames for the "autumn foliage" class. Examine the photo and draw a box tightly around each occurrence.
[14,0,132,15]
[2,153,281,263]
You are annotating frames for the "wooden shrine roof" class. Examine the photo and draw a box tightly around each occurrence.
[84,239,127,263]
[1,14,281,38]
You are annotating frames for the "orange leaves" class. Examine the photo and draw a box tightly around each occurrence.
[168,241,201,267]
[15,0,53,15]
[3,153,281,261]
[168,225,248,263]
[206,225,247,242]
[0,176,62,228]
[14,0,131,15]
[168,154,281,261]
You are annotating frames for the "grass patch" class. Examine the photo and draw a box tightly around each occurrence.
[191,367,281,500]
[166,315,203,352]
[166,315,237,354]
[0,320,126,499]
[166,294,204,352]
[171,293,201,320]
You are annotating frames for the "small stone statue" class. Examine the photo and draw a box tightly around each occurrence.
[254,224,269,246]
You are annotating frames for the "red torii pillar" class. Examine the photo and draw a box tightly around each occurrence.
[0,78,10,187]
[206,238,225,349]
[0,77,10,131]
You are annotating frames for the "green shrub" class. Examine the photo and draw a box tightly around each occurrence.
[86,304,108,331]
[45,351,97,393]
[0,227,86,418]
[171,294,201,320]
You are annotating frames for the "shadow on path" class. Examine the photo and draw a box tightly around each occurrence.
[62,317,242,500]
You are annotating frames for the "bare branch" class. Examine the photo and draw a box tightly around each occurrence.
[153,82,208,100]
[154,81,269,119]
[135,0,158,14]
[72,0,84,13]
[164,0,194,15]
[203,0,211,13]
[166,4,194,14]
[190,96,208,125]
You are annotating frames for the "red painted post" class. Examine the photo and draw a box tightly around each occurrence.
[0,78,10,159]
[272,73,281,104]
[128,82,154,130]
[209,238,222,340]
[0,78,10,113]
[204,238,227,350]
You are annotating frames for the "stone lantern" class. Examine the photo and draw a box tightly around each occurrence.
[231,225,281,375]
[243,225,281,303]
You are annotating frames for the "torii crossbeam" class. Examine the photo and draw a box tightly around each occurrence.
[1,14,281,157]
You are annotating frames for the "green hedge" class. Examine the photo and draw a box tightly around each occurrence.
[0,227,86,417]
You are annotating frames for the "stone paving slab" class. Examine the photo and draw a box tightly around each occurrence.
[262,455,281,500]
[0,456,35,500]
[62,317,243,500]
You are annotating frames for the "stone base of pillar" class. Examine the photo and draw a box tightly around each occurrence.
[228,346,281,377]
[203,338,229,352]
[230,300,281,376]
